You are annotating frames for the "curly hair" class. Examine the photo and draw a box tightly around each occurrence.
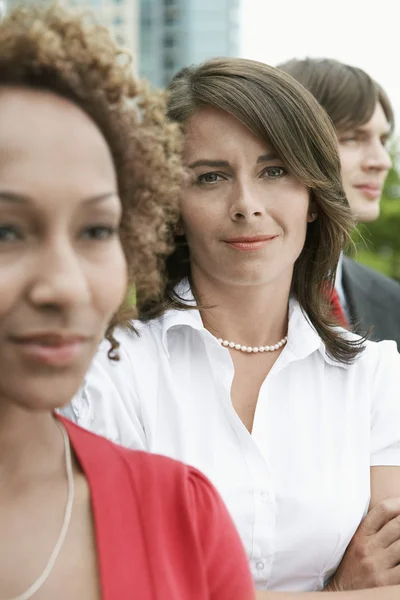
[0,3,182,358]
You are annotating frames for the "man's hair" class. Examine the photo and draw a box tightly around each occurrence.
[278,57,394,133]
[0,4,182,358]
[139,57,365,364]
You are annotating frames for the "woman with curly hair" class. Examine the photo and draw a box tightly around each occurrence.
[66,58,400,599]
[0,5,255,600]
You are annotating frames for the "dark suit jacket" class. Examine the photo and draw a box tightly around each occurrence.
[342,255,400,348]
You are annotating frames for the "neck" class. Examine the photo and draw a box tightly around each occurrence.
[0,402,65,492]
[192,269,291,347]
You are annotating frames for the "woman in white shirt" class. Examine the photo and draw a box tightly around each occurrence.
[64,58,400,599]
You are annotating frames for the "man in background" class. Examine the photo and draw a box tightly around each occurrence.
[279,58,400,348]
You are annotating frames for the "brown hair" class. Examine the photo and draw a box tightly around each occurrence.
[0,3,181,358]
[278,57,394,133]
[141,57,365,363]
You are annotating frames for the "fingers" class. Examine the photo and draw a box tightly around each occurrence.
[359,498,400,536]
[376,514,400,550]
[383,539,400,570]
[385,562,400,587]
[330,499,400,592]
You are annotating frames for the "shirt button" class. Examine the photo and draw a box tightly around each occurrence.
[256,561,265,571]
[260,490,268,501]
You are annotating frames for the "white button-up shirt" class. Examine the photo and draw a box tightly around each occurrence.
[335,253,349,320]
[63,287,400,592]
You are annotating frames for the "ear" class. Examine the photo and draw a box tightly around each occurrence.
[307,197,318,223]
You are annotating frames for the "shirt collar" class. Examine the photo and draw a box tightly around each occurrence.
[160,279,204,356]
[160,280,348,369]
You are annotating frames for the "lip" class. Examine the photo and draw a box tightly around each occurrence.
[354,184,382,199]
[10,333,90,367]
[224,234,278,251]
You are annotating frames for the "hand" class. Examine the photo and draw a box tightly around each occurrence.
[326,498,400,591]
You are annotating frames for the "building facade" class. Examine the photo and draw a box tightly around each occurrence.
[69,0,139,57]
[140,0,240,87]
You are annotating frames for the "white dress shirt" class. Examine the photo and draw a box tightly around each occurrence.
[62,283,400,592]
[335,252,349,319]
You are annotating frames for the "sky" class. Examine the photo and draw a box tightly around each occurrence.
[239,0,400,133]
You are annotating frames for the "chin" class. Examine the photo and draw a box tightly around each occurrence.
[2,372,85,414]
[356,207,381,223]
[351,198,381,224]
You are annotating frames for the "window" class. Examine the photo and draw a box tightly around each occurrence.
[163,57,175,70]
[164,16,176,25]
[164,35,175,48]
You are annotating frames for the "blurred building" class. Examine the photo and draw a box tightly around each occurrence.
[140,0,240,87]
[4,0,139,60]
[69,0,139,57]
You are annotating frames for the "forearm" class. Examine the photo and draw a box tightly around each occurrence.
[256,586,400,600]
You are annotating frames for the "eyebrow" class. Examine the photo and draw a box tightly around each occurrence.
[187,153,278,169]
[345,124,391,136]
[0,191,118,205]
[256,153,278,164]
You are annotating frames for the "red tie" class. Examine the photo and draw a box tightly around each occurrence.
[328,287,349,329]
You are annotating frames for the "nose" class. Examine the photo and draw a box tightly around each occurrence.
[229,181,265,222]
[363,139,392,173]
[28,237,91,311]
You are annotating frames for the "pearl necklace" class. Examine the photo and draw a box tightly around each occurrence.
[9,421,75,600]
[218,335,288,354]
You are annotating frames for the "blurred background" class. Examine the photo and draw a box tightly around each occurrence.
[2,0,399,281]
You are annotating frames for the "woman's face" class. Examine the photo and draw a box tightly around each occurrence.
[0,87,127,411]
[181,106,313,290]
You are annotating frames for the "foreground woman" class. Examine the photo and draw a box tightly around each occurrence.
[0,7,254,599]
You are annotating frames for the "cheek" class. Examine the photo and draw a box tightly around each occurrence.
[338,147,359,183]
[282,189,310,230]
[0,262,28,320]
[338,161,357,205]
[180,199,215,240]
[92,244,127,317]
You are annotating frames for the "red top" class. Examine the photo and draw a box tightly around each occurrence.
[60,417,254,600]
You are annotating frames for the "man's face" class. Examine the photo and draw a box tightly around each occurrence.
[338,103,391,223]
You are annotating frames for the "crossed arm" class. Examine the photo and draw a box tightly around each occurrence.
[256,466,400,599]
